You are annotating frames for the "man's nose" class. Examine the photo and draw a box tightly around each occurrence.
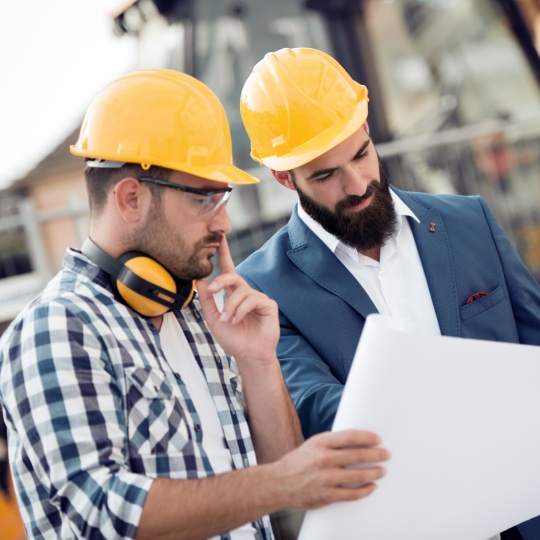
[208,205,232,234]
[341,165,370,197]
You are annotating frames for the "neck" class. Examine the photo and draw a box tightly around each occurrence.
[358,245,381,262]
[152,315,164,332]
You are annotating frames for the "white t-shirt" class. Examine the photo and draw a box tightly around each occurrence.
[160,312,256,539]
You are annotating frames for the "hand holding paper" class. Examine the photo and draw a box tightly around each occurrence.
[299,315,540,540]
[272,429,389,510]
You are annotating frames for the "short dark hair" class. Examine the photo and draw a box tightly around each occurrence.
[84,163,172,215]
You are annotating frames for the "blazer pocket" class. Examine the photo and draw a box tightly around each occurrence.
[125,367,189,455]
[459,284,506,322]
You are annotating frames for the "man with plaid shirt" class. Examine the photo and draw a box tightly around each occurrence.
[0,69,389,539]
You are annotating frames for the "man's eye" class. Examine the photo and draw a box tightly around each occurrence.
[190,194,208,205]
[313,172,334,183]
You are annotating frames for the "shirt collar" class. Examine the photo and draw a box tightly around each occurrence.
[297,188,420,257]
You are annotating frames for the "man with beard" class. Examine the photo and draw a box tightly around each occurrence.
[0,69,390,540]
[237,48,540,540]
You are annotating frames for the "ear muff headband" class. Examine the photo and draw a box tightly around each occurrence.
[81,238,195,317]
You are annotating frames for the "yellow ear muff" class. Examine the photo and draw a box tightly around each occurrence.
[81,238,195,318]
[117,255,177,318]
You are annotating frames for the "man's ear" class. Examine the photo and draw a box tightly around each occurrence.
[271,169,296,191]
[114,177,148,223]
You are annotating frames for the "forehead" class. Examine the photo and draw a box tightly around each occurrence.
[295,126,371,175]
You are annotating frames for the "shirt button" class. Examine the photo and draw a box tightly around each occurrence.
[195,423,201,432]
[174,372,182,379]
[379,270,386,278]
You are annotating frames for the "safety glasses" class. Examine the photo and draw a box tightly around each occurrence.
[138,176,232,217]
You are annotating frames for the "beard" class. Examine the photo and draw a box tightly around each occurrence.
[132,203,222,281]
[294,160,398,252]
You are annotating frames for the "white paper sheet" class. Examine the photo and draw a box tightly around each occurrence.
[298,314,540,540]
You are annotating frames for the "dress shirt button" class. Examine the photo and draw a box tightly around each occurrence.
[379,270,386,278]
[195,423,201,432]
[174,372,182,379]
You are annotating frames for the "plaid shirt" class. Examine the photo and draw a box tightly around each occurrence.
[0,248,274,540]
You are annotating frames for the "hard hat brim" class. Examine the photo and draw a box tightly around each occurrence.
[70,146,259,185]
[253,100,368,172]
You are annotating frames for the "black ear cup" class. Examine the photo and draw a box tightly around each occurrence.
[81,239,194,317]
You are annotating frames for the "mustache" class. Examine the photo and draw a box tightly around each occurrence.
[198,232,224,246]
[336,180,380,212]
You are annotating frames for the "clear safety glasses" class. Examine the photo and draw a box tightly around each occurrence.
[138,176,232,217]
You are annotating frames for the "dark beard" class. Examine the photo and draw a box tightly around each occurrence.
[179,232,224,280]
[294,162,398,252]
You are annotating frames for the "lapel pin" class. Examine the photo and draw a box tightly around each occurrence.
[429,222,437,233]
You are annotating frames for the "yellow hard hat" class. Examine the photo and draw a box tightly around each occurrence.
[240,47,369,171]
[71,68,258,185]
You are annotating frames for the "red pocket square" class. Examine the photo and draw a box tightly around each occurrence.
[466,291,489,304]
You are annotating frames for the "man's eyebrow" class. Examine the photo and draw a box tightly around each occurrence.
[306,166,338,181]
[352,140,370,160]
[306,140,371,181]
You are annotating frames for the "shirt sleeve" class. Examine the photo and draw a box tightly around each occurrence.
[1,299,153,538]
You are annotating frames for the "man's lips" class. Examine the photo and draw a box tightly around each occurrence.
[343,194,373,212]
[202,243,220,254]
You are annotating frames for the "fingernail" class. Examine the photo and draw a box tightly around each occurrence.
[219,311,228,321]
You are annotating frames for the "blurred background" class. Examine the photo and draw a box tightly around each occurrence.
[1,0,540,533]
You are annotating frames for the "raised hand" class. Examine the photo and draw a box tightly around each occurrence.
[196,237,280,364]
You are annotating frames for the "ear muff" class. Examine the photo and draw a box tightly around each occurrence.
[81,238,195,318]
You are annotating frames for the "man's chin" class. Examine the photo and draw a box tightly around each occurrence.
[195,259,214,280]
[175,262,213,283]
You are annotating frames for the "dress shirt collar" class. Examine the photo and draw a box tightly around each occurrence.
[297,187,420,259]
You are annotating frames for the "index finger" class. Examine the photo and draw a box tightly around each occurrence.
[314,430,383,449]
[217,236,236,274]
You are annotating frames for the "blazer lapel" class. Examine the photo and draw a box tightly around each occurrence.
[395,190,461,337]
[285,208,378,319]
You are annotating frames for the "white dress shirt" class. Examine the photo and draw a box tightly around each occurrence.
[299,194,504,540]
[297,190,441,336]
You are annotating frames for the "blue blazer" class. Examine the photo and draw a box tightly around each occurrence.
[238,188,540,537]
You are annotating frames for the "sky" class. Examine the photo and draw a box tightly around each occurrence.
[0,0,137,189]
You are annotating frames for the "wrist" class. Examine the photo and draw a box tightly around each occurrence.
[234,354,282,376]
[252,461,292,511]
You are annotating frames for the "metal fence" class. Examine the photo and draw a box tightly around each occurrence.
[227,117,540,282]
[0,117,539,328]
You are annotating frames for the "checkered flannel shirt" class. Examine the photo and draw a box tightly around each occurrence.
[0,248,274,540]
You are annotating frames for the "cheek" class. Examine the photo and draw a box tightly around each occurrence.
[311,184,343,208]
